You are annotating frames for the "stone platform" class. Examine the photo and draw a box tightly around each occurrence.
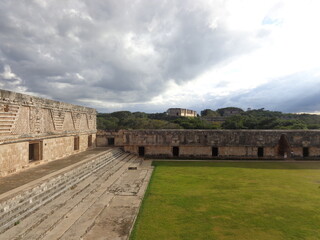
[0,147,110,195]
[0,147,153,240]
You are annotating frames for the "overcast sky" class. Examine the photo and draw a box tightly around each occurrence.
[0,0,320,113]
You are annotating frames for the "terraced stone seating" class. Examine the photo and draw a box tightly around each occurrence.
[0,148,136,235]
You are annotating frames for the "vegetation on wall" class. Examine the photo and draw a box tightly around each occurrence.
[97,108,320,130]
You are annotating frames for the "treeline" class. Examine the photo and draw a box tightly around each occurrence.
[97,108,320,130]
[221,109,320,129]
[97,111,218,130]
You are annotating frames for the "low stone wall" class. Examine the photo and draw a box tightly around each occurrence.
[97,129,320,159]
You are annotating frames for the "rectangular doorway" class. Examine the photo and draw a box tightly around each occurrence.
[88,135,93,148]
[212,147,219,157]
[29,141,42,162]
[258,147,264,157]
[172,146,179,157]
[303,147,309,157]
[108,137,115,146]
[138,146,145,156]
[74,136,80,151]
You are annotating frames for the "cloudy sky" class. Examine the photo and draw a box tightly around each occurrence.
[0,0,320,114]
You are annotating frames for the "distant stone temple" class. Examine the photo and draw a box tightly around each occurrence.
[221,108,243,117]
[0,89,96,177]
[167,108,197,117]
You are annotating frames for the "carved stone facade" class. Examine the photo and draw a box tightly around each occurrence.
[97,130,320,159]
[0,89,97,177]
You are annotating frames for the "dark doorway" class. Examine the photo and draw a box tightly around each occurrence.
[138,146,145,156]
[74,136,80,150]
[108,137,115,146]
[172,146,179,157]
[258,147,264,157]
[212,147,219,157]
[29,142,42,162]
[29,144,34,161]
[278,134,291,157]
[88,135,92,147]
[303,147,309,157]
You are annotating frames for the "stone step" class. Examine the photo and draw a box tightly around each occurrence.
[0,150,122,231]
[0,152,130,240]
[42,156,138,240]
[4,153,133,240]
[0,150,117,216]
[0,148,126,234]
[60,158,143,240]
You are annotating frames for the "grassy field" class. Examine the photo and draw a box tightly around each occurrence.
[130,161,320,240]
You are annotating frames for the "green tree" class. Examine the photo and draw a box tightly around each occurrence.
[217,107,244,116]
[222,115,245,129]
[201,109,219,117]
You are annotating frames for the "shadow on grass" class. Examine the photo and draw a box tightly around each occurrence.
[152,160,320,170]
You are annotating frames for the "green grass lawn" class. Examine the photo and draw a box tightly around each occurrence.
[130,161,320,240]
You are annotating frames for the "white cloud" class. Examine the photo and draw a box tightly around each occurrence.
[0,64,26,93]
[0,0,319,113]
[139,0,320,112]
[1,65,18,80]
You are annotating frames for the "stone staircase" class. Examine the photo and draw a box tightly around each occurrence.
[0,148,144,239]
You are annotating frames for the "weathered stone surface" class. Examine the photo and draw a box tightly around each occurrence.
[0,148,153,240]
[97,130,320,159]
[0,89,96,142]
[121,130,320,147]
[0,89,97,177]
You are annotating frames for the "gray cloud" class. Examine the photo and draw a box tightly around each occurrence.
[0,0,265,110]
[199,71,320,113]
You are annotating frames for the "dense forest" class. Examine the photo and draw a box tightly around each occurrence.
[97,107,320,130]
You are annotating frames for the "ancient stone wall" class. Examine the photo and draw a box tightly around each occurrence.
[0,142,28,175]
[100,129,320,159]
[121,130,320,146]
[0,89,97,177]
[0,89,96,142]
[96,130,124,147]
